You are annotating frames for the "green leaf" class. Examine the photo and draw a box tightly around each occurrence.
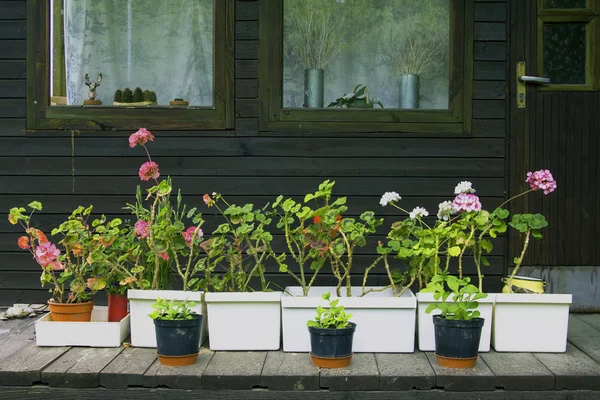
[448,246,461,257]
[28,201,43,211]
[187,208,197,218]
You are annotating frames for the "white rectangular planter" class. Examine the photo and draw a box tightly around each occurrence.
[282,286,416,353]
[35,307,129,347]
[128,289,206,348]
[205,292,282,351]
[417,292,496,352]
[492,293,572,352]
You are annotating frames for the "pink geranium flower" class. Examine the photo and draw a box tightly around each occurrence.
[139,161,160,181]
[159,252,170,261]
[526,169,557,195]
[128,128,155,148]
[35,242,60,268]
[182,226,204,248]
[452,193,482,213]
[134,220,150,239]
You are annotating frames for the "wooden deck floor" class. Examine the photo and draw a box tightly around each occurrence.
[1,314,600,399]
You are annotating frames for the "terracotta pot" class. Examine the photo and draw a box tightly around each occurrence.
[310,354,353,368]
[108,294,129,322]
[48,301,94,322]
[157,353,199,366]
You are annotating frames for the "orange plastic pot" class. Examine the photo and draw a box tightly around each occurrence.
[48,301,94,322]
[108,294,128,322]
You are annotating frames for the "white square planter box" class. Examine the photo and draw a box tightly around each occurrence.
[35,307,129,347]
[282,286,416,353]
[128,289,206,348]
[492,293,572,352]
[417,292,495,352]
[205,292,282,351]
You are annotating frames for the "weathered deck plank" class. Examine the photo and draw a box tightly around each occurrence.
[99,347,157,389]
[0,340,68,386]
[425,352,495,391]
[260,351,319,391]
[201,351,266,390]
[376,353,436,391]
[480,351,555,390]
[142,347,213,390]
[319,353,379,391]
[534,344,600,390]
[41,347,123,388]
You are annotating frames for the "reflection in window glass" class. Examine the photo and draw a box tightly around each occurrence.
[51,0,213,107]
[543,23,587,85]
[283,0,450,110]
[543,0,586,9]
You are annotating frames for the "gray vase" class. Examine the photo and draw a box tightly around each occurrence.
[399,74,420,109]
[304,69,324,108]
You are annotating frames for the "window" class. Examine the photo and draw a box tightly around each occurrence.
[259,0,472,132]
[537,0,599,91]
[28,0,234,130]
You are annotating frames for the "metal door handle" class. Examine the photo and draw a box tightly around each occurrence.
[518,76,551,84]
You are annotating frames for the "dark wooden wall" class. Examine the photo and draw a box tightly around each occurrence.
[0,0,509,305]
[510,0,600,267]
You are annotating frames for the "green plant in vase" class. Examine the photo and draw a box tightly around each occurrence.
[285,0,372,107]
[133,87,144,103]
[328,84,384,108]
[114,89,123,103]
[380,0,449,108]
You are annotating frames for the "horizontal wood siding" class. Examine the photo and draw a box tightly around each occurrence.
[0,0,509,304]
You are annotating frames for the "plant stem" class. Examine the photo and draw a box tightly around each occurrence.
[382,254,400,297]
[507,229,531,293]
[361,255,383,296]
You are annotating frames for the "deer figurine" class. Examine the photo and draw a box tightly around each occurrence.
[84,73,103,101]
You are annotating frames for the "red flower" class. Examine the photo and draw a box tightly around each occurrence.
[35,230,49,244]
[159,252,170,261]
[17,236,30,249]
[313,215,321,224]
[203,194,213,207]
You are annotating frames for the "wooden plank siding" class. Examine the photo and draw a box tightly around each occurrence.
[0,0,509,305]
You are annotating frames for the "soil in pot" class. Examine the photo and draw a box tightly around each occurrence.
[433,315,484,368]
[108,294,129,322]
[48,301,94,322]
[308,322,356,368]
[154,314,203,366]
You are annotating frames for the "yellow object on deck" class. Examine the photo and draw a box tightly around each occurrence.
[501,276,547,294]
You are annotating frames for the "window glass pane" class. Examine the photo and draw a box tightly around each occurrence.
[283,0,450,110]
[543,0,586,9]
[51,0,213,107]
[543,23,587,85]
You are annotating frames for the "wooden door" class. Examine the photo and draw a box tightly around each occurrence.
[510,0,600,266]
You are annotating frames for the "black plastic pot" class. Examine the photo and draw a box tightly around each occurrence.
[308,322,356,368]
[433,315,484,368]
[154,314,202,366]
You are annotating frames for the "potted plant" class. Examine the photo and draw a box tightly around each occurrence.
[327,84,384,108]
[201,193,282,351]
[284,0,370,108]
[424,274,487,368]
[307,292,356,368]
[380,1,448,108]
[124,128,207,348]
[275,181,417,353]
[493,170,571,352]
[380,182,500,352]
[149,299,202,366]
[9,202,119,322]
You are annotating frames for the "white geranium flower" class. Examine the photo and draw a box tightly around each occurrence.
[409,207,429,219]
[437,200,456,221]
[454,181,476,195]
[342,93,354,101]
[380,191,401,206]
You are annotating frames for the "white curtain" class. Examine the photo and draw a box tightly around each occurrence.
[64,0,213,106]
